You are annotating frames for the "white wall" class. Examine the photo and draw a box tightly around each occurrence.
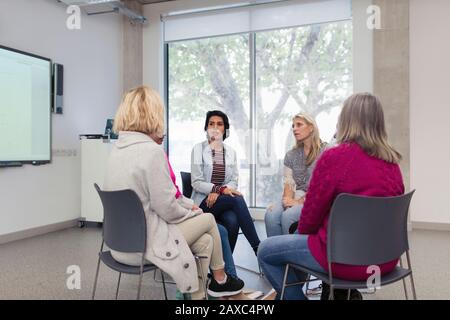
[410,0,450,224]
[0,0,123,235]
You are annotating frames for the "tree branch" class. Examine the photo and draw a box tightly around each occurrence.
[195,42,250,130]
[258,26,322,115]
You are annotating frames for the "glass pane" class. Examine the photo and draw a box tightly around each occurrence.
[255,21,353,207]
[168,35,251,202]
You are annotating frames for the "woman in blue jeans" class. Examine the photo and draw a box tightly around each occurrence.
[191,110,260,254]
[257,234,325,300]
[153,131,241,283]
[265,113,327,237]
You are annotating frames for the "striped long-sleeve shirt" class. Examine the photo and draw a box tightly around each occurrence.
[211,148,226,193]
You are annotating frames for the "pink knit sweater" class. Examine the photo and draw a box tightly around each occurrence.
[165,153,182,199]
[298,142,405,281]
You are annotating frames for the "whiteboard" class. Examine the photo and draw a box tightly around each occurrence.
[0,45,51,163]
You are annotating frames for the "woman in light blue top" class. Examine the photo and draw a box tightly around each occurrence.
[264,113,327,236]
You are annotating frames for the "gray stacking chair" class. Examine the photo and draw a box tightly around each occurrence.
[92,183,208,300]
[281,191,417,300]
[91,183,168,300]
[180,171,193,198]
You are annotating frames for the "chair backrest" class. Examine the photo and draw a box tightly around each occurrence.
[94,183,147,253]
[327,190,415,266]
[180,172,193,198]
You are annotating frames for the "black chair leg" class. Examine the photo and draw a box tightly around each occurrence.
[329,286,335,300]
[280,264,290,300]
[160,270,168,300]
[91,256,101,300]
[137,271,144,300]
[115,272,121,300]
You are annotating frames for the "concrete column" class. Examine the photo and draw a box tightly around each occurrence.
[122,0,143,92]
[373,0,410,189]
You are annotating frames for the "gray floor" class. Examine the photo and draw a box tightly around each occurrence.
[0,221,449,300]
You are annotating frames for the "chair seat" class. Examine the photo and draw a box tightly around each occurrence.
[99,251,157,275]
[289,264,412,290]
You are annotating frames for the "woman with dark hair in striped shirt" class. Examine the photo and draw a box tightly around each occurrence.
[190,110,261,255]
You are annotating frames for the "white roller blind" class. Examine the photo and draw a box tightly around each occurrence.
[163,0,352,43]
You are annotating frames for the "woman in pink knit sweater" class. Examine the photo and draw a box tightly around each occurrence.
[258,93,404,300]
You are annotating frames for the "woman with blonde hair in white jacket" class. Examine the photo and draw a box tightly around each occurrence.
[103,86,244,299]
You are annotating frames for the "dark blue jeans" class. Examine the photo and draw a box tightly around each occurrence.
[217,210,239,252]
[200,195,260,252]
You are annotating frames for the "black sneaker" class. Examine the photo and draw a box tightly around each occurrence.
[350,289,363,300]
[207,274,245,298]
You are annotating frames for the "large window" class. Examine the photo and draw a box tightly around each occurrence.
[167,21,353,208]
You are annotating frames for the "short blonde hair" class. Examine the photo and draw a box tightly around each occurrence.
[292,113,324,166]
[336,93,402,163]
[113,86,164,136]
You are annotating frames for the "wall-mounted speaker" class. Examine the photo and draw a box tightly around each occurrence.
[53,63,64,114]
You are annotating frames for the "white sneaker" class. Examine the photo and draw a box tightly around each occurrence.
[246,291,264,299]
[260,288,277,300]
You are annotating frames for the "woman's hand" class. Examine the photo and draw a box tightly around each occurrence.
[297,193,307,205]
[206,193,220,208]
[222,188,242,197]
[192,204,200,211]
[282,197,297,209]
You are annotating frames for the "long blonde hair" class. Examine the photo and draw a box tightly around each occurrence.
[336,93,402,163]
[292,113,323,166]
[113,86,164,136]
